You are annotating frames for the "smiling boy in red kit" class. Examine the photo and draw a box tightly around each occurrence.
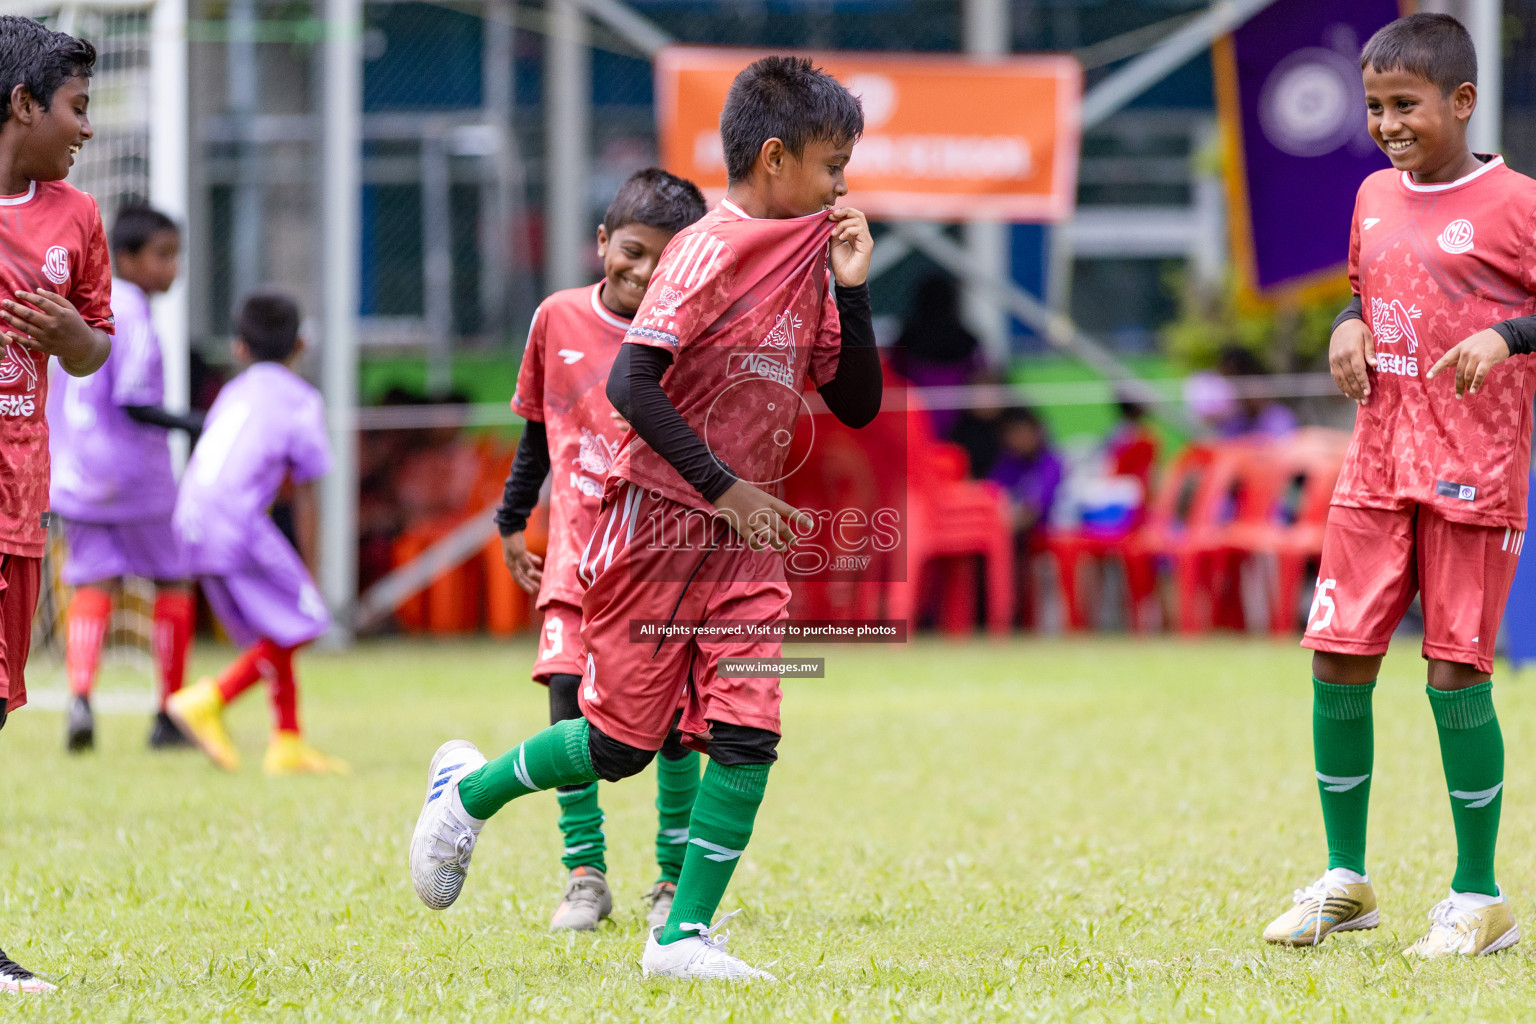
[1266,13,1536,958]
[0,15,113,995]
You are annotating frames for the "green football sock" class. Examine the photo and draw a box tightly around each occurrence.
[457,717,598,820]
[1313,678,1374,876]
[658,761,769,945]
[1429,682,1504,897]
[654,749,701,884]
[556,782,606,873]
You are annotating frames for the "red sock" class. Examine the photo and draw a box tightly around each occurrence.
[66,587,112,698]
[216,638,280,704]
[152,589,195,709]
[263,641,301,734]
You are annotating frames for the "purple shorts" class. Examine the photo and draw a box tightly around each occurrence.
[199,532,332,649]
[61,517,187,586]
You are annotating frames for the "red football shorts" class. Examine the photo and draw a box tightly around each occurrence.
[578,481,790,751]
[531,600,586,683]
[1301,505,1522,673]
[0,554,41,714]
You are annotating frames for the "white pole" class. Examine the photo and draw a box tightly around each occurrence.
[1466,0,1502,154]
[962,0,1010,365]
[320,0,361,638]
[149,0,190,468]
[545,0,590,293]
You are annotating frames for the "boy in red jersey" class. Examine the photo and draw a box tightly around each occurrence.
[495,168,707,932]
[413,56,881,980]
[1265,14,1536,958]
[0,15,112,994]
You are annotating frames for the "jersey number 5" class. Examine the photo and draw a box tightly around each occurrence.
[1308,578,1338,632]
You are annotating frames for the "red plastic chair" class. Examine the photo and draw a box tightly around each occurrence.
[1047,443,1215,632]
[1219,429,1348,634]
[883,383,1013,636]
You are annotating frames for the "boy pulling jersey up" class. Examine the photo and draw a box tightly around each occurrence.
[495,167,708,932]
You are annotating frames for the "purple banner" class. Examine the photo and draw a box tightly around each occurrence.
[1217,0,1401,295]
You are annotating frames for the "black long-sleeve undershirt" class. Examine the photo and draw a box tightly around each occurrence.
[494,420,550,536]
[1333,292,1536,355]
[124,404,204,433]
[607,282,883,504]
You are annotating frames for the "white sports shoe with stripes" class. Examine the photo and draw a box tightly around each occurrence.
[641,912,776,981]
[409,740,488,910]
[0,949,54,994]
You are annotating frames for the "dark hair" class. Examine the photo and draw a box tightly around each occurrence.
[235,288,302,363]
[110,205,178,255]
[999,406,1044,430]
[719,56,864,184]
[0,16,95,125]
[603,168,706,236]
[1360,13,1476,96]
[1217,345,1267,377]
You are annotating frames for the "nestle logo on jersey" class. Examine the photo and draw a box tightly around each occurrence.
[0,394,35,417]
[1368,297,1421,377]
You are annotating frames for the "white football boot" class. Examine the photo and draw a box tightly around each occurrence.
[640,911,776,981]
[409,740,488,909]
[0,949,54,994]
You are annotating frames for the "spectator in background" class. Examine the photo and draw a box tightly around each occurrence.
[1184,347,1297,438]
[890,273,985,437]
[989,407,1064,547]
[1106,394,1159,494]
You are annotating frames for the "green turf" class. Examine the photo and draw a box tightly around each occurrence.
[4,637,1536,1021]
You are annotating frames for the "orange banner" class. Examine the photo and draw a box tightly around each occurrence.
[656,47,1082,222]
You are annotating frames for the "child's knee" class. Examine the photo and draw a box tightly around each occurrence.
[705,722,779,765]
[1427,659,1491,692]
[587,723,657,781]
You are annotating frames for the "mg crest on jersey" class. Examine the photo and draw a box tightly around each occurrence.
[1369,297,1421,377]
[41,244,70,286]
[1437,218,1475,255]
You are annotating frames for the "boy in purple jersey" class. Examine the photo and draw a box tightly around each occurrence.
[48,205,200,753]
[166,289,347,776]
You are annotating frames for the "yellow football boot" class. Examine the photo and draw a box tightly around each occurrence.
[1406,892,1520,958]
[165,678,240,772]
[1263,871,1379,946]
[263,731,351,776]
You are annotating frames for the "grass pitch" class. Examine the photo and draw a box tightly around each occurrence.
[4,636,1536,1021]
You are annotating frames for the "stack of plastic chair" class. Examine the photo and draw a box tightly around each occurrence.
[1219,428,1348,634]
[782,404,887,624]
[882,379,1013,636]
[1161,441,1292,634]
[1048,443,1216,632]
[389,435,521,634]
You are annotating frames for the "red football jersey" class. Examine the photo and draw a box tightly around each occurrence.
[613,199,842,510]
[512,282,632,609]
[0,180,114,557]
[1335,157,1536,529]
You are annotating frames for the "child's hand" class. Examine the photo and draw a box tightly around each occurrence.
[1328,317,1377,404]
[501,531,543,594]
[1,289,108,376]
[828,207,873,288]
[711,479,812,552]
[1428,328,1512,398]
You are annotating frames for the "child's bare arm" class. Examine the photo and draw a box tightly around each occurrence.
[292,479,320,577]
